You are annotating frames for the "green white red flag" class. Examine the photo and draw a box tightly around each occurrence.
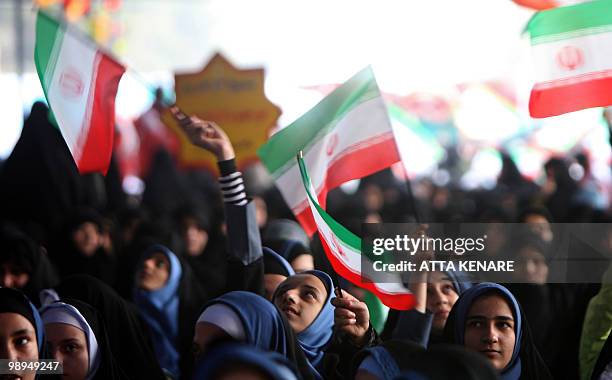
[297,154,414,310]
[35,10,125,174]
[527,0,612,118]
[257,67,401,236]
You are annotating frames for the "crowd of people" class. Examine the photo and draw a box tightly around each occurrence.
[0,101,611,380]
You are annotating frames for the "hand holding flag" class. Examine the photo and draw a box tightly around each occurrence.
[331,289,371,345]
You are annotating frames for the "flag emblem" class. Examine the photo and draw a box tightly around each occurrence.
[555,46,584,71]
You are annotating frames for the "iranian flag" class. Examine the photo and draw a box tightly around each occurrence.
[527,0,612,118]
[35,10,125,174]
[297,154,413,310]
[257,67,400,236]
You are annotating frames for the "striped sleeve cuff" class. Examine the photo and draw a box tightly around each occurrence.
[218,159,248,206]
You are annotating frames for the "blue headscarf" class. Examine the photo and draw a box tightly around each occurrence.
[263,247,295,277]
[132,244,182,379]
[193,342,299,380]
[445,269,474,295]
[448,282,522,380]
[276,269,334,380]
[200,291,288,355]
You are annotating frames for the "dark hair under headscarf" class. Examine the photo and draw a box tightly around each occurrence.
[443,283,552,380]
[0,287,44,356]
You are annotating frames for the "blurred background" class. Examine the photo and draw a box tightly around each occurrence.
[0,0,610,197]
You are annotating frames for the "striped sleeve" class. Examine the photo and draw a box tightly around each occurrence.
[218,158,248,206]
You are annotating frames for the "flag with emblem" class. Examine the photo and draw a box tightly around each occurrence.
[527,0,612,117]
[257,67,401,236]
[297,153,413,310]
[34,10,125,174]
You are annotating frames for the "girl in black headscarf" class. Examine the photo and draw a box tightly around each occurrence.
[0,288,45,380]
[52,274,166,380]
[0,223,58,306]
[52,209,117,286]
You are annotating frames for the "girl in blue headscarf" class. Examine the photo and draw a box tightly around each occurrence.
[273,270,335,379]
[194,290,315,380]
[193,342,300,380]
[443,282,552,380]
[133,244,204,379]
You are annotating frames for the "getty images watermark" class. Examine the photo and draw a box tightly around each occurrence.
[361,223,612,284]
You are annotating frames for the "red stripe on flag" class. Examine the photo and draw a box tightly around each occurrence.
[325,133,400,191]
[318,231,414,311]
[529,75,612,118]
[295,135,400,236]
[77,53,125,174]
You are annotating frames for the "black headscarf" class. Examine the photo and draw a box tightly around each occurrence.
[0,223,58,306]
[0,287,44,356]
[53,274,166,380]
[395,344,501,380]
[52,209,117,286]
[0,102,85,244]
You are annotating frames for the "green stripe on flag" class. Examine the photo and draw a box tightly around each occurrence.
[258,67,381,176]
[297,155,361,252]
[35,11,64,91]
[527,0,612,43]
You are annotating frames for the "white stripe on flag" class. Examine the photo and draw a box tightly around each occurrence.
[275,97,393,211]
[532,30,612,83]
[46,30,97,156]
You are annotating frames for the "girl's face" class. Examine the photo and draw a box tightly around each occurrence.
[45,323,89,380]
[137,252,170,291]
[0,313,38,380]
[514,247,548,285]
[426,271,459,332]
[463,294,516,371]
[273,274,327,333]
[72,222,100,257]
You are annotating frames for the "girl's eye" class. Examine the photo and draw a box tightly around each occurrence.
[467,321,482,328]
[442,285,454,294]
[14,337,30,346]
[63,343,80,353]
[155,260,165,268]
[304,291,317,300]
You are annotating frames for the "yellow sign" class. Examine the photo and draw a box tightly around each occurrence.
[162,53,281,174]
